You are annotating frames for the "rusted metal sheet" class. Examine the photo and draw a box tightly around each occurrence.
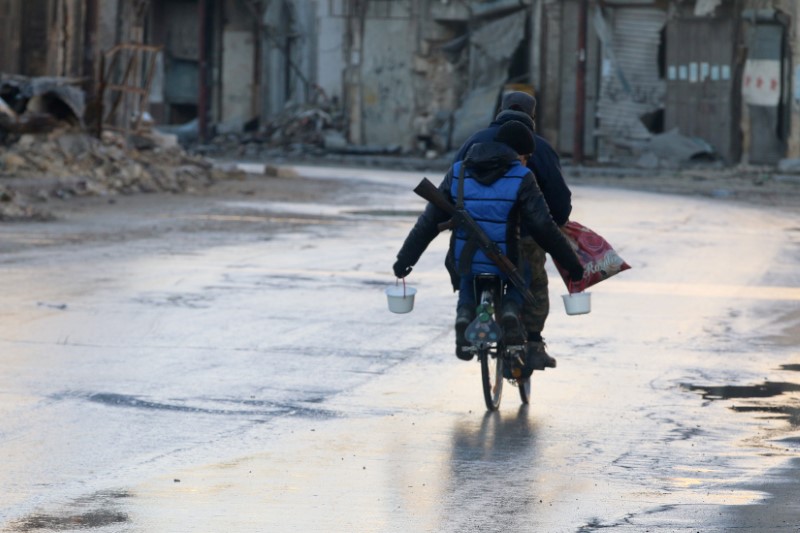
[0,0,22,74]
[468,12,526,90]
[431,0,532,22]
[557,0,600,158]
[98,43,163,137]
[20,0,51,76]
[743,21,787,165]
[595,6,666,161]
[664,16,739,163]
[451,11,527,147]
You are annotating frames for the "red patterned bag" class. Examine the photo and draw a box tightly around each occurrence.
[553,221,631,293]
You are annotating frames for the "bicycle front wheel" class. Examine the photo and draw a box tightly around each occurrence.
[480,351,504,411]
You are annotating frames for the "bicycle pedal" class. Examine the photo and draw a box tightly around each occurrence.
[502,365,523,380]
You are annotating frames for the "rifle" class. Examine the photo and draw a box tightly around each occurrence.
[413,177,537,307]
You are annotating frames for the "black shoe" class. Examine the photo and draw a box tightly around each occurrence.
[455,306,475,361]
[525,341,556,371]
[500,301,525,346]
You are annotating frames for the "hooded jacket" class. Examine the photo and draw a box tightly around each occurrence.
[395,142,582,289]
[454,110,572,226]
[450,145,526,277]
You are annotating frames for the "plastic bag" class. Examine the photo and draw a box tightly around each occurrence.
[554,221,630,293]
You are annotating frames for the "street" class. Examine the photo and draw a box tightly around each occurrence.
[0,164,799,532]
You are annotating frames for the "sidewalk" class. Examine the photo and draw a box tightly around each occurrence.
[230,151,800,211]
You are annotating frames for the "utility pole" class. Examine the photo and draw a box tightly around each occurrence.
[573,0,588,164]
[198,0,209,143]
[83,0,100,99]
[345,0,365,145]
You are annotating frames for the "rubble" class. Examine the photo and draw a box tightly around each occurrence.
[197,99,415,161]
[0,126,238,220]
[630,128,718,170]
[0,74,245,221]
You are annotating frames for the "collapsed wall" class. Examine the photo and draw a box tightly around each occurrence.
[0,74,241,221]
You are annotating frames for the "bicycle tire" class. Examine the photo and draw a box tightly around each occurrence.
[480,350,504,411]
[517,375,531,404]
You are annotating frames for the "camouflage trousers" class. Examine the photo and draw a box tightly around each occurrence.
[518,236,549,339]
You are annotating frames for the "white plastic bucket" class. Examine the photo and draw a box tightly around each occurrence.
[562,292,591,315]
[386,285,417,314]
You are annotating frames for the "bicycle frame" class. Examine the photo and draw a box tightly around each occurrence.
[463,273,529,410]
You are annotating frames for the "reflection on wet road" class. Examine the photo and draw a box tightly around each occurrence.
[0,168,799,531]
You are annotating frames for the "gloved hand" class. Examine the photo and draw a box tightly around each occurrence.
[569,264,584,282]
[393,260,412,279]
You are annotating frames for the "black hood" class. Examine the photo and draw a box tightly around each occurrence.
[490,110,535,132]
[463,142,520,185]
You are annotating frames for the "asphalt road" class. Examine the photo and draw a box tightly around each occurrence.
[0,165,798,532]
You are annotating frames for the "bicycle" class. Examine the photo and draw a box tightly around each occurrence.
[460,273,532,411]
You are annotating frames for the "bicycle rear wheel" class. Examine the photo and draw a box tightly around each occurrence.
[480,351,504,411]
[517,375,531,404]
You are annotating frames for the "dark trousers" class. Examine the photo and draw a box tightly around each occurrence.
[518,236,549,340]
[456,264,528,313]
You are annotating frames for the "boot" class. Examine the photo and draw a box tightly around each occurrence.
[454,306,475,361]
[525,340,556,371]
[500,300,525,346]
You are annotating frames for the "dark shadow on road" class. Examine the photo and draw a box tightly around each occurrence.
[7,491,130,532]
[438,406,541,532]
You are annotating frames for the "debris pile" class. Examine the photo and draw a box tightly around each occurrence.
[0,74,85,142]
[201,100,401,160]
[0,74,242,221]
[0,128,238,220]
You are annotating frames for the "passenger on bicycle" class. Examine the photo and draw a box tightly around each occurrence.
[392,120,584,369]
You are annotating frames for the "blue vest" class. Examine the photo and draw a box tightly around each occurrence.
[450,160,527,277]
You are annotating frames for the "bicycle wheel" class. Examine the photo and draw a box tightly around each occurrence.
[480,350,504,411]
[517,375,531,404]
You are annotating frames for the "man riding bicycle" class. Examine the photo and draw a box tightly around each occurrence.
[454,91,571,369]
[392,121,584,370]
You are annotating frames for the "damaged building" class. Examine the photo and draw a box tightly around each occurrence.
[2,0,800,167]
[545,0,800,167]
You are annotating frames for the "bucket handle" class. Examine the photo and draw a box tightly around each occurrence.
[395,277,408,298]
[568,280,578,294]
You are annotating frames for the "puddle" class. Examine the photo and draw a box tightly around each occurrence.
[682,381,800,400]
[49,391,339,420]
[729,405,800,426]
[682,381,800,427]
[10,510,128,532]
[8,491,130,532]
[83,392,338,418]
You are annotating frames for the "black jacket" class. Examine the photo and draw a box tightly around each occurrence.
[396,142,582,290]
[454,110,572,226]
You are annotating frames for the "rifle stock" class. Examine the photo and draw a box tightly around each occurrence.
[414,178,459,232]
[413,177,537,307]
[413,178,455,216]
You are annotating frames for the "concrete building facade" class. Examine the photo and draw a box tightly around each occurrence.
[3,0,800,166]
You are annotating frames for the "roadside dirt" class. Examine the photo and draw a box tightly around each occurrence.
[2,158,799,234]
[228,156,800,211]
[566,166,800,212]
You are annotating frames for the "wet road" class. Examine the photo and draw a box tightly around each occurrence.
[0,165,799,532]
